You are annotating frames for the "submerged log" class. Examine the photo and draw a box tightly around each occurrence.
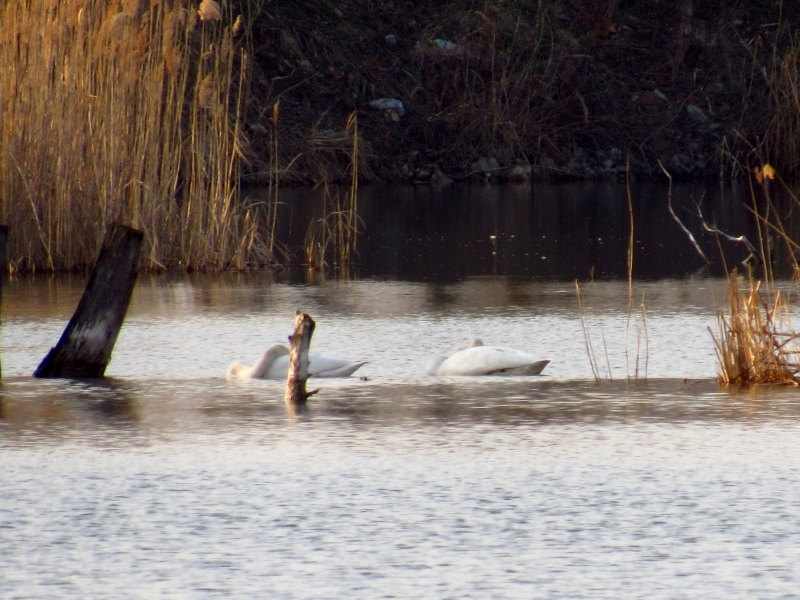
[0,225,7,378]
[284,311,319,407]
[34,224,143,378]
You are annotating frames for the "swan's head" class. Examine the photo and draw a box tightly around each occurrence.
[467,338,484,348]
[226,361,251,380]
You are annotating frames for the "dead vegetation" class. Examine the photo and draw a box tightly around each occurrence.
[304,112,362,278]
[0,0,270,272]
[748,13,800,180]
[709,163,800,386]
[575,164,649,383]
[712,273,800,385]
[407,2,572,171]
[7,0,800,275]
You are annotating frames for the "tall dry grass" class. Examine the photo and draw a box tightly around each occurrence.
[712,272,800,385]
[0,0,269,272]
[575,160,649,383]
[709,163,800,385]
[755,12,800,178]
[304,112,361,277]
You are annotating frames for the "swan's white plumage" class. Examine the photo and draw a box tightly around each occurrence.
[227,344,365,380]
[429,339,549,376]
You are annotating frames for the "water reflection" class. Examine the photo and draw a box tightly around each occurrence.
[73,379,140,422]
[0,378,140,432]
[3,377,800,447]
[3,231,800,597]
[262,182,768,280]
[0,276,754,381]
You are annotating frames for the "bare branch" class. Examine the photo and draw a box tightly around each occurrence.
[688,197,760,265]
[658,161,711,265]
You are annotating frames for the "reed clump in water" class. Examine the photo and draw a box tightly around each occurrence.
[304,112,361,278]
[0,0,268,272]
[576,160,649,383]
[712,272,800,386]
[710,161,800,386]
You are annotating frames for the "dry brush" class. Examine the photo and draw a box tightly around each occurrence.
[0,0,271,272]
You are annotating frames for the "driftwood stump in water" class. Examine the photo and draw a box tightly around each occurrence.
[0,226,7,378]
[0,226,7,288]
[34,223,143,378]
[284,311,319,407]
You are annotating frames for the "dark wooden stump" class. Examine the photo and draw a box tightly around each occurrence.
[284,311,319,407]
[34,224,143,378]
[0,225,8,379]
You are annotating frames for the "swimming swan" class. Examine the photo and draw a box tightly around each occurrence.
[426,339,550,376]
[227,344,366,380]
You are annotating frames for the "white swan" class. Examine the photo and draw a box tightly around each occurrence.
[227,344,366,380]
[426,339,550,376]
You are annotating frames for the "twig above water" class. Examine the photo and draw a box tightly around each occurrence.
[688,197,760,266]
[658,160,711,265]
[575,281,601,382]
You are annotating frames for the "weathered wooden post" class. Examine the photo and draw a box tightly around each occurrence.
[0,225,8,379]
[34,223,143,378]
[284,310,319,407]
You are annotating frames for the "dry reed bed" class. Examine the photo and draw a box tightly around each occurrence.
[710,162,800,386]
[712,273,800,385]
[0,0,268,272]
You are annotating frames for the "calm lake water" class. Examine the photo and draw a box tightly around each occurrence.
[272,180,774,280]
[4,183,800,598]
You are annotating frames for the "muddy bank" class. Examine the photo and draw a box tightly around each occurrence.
[240,0,800,184]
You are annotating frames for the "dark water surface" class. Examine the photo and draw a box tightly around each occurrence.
[4,182,800,597]
[270,181,771,280]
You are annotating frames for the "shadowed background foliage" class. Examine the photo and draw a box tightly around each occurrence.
[3,0,800,272]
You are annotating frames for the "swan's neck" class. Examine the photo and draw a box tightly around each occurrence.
[425,355,447,376]
[249,344,290,378]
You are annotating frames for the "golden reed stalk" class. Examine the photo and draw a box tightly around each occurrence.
[303,112,362,279]
[710,165,800,386]
[712,272,800,385]
[0,0,268,272]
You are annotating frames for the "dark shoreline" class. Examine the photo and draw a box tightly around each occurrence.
[241,0,800,185]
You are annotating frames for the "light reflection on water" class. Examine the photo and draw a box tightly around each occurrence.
[3,275,731,380]
[3,277,800,597]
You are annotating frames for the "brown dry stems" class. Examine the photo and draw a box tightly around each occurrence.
[0,0,269,272]
[711,162,800,385]
[712,272,800,385]
[304,112,362,277]
[577,156,649,383]
[575,280,602,382]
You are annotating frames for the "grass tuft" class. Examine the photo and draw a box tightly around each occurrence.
[712,271,800,386]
